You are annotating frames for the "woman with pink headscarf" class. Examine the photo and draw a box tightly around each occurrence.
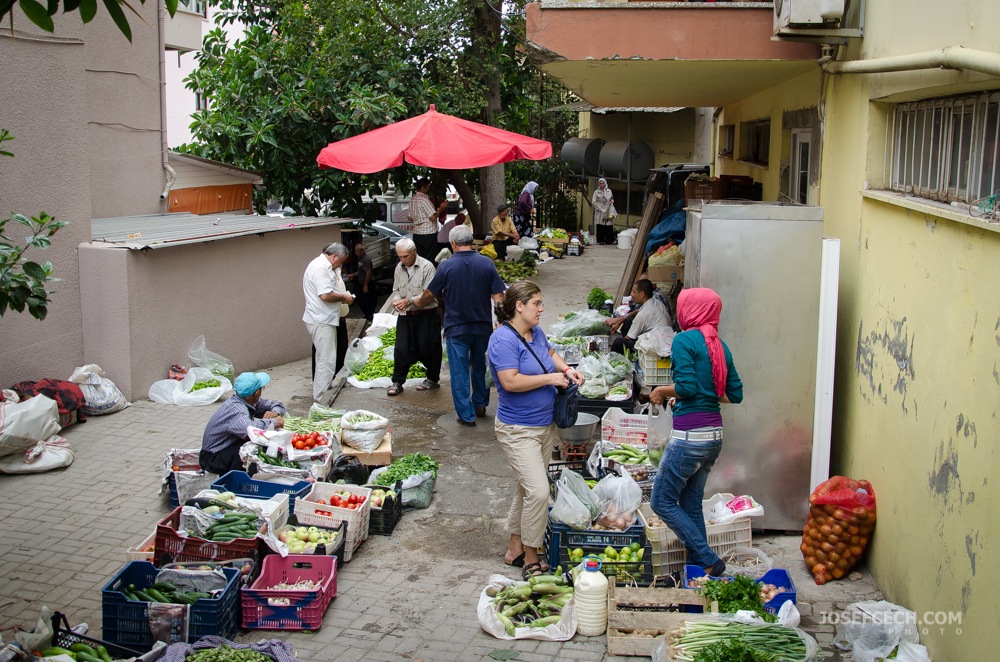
[648,288,743,582]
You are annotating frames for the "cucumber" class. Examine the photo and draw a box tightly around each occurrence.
[40,647,76,659]
[96,645,113,662]
[151,581,177,593]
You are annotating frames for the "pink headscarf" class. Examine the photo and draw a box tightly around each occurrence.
[676,288,727,399]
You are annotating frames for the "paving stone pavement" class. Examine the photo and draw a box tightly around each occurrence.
[0,245,882,660]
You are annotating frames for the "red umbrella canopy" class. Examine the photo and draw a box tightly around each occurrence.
[316,104,552,173]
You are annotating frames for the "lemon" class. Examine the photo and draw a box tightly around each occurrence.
[630,542,641,552]
[604,546,618,559]
[572,548,584,558]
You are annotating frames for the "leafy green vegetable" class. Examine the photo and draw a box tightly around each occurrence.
[693,639,779,662]
[190,379,221,391]
[519,250,536,268]
[495,260,538,283]
[699,575,776,623]
[587,287,612,310]
[372,452,440,485]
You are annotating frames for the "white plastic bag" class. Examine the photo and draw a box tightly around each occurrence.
[0,391,61,458]
[68,364,130,415]
[550,309,609,338]
[561,467,603,519]
[634,329,675,357]
[894,640,932,662]
[344,338,371,375]
[646,403,672,467]
[187,335,235,382]
[148,367,232,406]
[844,600,920,644]
[0,436,74,474]
[477,574,577,641]
[551,479,592,530]
[720,546,774,580]
[704,493,765,525]
[340,410,390,452]
[517,237,539,251]
[592,472,643,529]
[369,465,435,508]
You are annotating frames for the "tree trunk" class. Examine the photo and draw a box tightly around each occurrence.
[470,0,505,237]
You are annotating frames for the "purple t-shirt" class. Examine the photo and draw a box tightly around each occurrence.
[488,324,556,427]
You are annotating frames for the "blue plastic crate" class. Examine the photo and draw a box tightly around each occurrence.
[102,561,240,651]
[681,565,797,615]
[211,470,312,516]
[543,517,647,572]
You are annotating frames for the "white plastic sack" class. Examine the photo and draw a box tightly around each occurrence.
[344,339,371,376]
[634,329,675,357]
[646,403,671,466]
[843,600,920,645]
[704,493,765,525]
[592,472,643,529]
[720,546,774,580]
[477,574,577,641]
[371,312,398,331]
[517,237,539,251]
[340,410,390,452]
[68,364,130,415]
[0,436,74,474]
[148,367,232,406]
[347,375,428,390]
[894,640,932,662]
[0,391,61,458]
[188,335,235,382]
[550,477,592,530]
[369,465,434,508]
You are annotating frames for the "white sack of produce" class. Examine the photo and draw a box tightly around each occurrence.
[68,363,130,415]
[340,410,389,452]
[0,390,61,458]
[635,329,675,357]
[187,334,235,382]
[148,367,232,406]
[477,574,577,641]
[0,436,74,474]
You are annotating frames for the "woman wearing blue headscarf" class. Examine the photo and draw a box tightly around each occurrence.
[513,181,537,239]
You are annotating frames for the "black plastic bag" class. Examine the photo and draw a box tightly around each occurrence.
[327,454,370,485]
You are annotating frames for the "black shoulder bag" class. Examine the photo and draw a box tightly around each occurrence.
[502,322,580,429]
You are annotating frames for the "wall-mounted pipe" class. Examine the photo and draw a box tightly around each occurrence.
[822,46,1000,78]
[158,0,176,203]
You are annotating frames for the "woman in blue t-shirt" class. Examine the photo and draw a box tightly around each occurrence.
[488,281,585,580]
[649,287,744,583]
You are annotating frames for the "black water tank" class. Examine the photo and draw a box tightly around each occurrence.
[560,137,605,176]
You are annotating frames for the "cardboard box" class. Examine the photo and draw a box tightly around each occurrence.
[647,264,684,284]
[340,433,393,466]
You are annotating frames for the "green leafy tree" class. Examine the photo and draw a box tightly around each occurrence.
[180,0,578,231]
[1,0,178,42]
[0,131,69,320]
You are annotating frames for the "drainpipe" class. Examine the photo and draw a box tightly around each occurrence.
[821,46,1000,78]
[158,0,176,202]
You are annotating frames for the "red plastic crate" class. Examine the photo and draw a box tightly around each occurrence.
[241,555,337,630]
[154,506,261,566]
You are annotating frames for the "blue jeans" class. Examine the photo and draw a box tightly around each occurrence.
[649,429,724,568]
[446,334,490,422]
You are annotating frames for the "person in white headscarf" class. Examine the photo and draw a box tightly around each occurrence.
[514,181,538,239]
[591,178,616,245]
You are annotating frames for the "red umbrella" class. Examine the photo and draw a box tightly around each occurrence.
[316,104,552,173]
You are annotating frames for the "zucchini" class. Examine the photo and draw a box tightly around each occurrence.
[41,647,76,659]
[151,581,177,593]
[96,645,113,662]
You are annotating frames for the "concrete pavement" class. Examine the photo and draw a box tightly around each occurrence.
[0,244,881,660]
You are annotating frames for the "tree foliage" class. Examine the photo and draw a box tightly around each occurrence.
[1,0,177,42]
[0,130,68,320]
[179,0,580,229]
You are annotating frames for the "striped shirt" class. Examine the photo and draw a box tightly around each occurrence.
[409,192,438,235]
[201,394,287,454]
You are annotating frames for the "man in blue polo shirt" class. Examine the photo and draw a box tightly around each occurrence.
[413,225,505,426]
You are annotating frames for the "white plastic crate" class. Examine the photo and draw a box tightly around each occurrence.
[601,407,648,445]
[295,484,371,562]
[639,352,673,385]
[126,530,156,562]
[639,503,753,577]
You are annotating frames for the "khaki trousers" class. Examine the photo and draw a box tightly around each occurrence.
[495,420,558,548]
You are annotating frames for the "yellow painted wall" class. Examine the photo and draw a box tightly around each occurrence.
[817,34,1000,662]
[714,71,818,202]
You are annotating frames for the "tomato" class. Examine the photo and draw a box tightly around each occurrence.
[316,499,326,505]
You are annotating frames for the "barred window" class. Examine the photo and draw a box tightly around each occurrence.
[890,92,1000,205]
[740,119,770,165]
[719,124,735,158]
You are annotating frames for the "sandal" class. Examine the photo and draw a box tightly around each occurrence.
[504,552,525,568]
[522,562,545,580]
[415,379,440,391]
[386,384,403,396]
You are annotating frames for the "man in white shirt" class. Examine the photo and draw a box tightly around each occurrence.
[409,178,447,263]
[610,279,672,355]
[303,242,354,403]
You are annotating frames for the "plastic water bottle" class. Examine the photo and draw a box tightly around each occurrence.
[575,558,609,636]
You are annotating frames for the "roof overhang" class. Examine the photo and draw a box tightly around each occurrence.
[91,212,357,250]
[167,151,264,185]
[526,2,821,108]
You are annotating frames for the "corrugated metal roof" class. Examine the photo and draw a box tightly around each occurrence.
[91,212,358,250]
[167,152,264,184]
[548,100,686,114]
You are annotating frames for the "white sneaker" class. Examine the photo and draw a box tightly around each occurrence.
[71,623,89,635]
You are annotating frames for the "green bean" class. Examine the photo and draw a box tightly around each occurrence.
[282,415,340,433]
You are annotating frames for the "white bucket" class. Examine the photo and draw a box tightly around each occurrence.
[617,234,633,250]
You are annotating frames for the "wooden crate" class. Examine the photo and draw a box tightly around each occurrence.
[606,584,713,657]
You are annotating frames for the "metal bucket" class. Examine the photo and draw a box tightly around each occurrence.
[557,412,600,443]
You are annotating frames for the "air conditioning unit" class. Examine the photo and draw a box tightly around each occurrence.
[774,0,845,30]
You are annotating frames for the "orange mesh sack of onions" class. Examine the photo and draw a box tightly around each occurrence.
[800,476,876,585]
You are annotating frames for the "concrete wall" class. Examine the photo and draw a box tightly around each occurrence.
[0,4,166,384]
[79,225,342,400]
[714,3,1000,657]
